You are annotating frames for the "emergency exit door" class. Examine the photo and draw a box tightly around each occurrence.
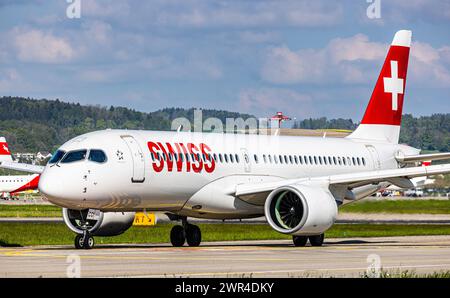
[121,136,145,183]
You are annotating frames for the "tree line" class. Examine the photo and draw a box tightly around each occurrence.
[0,96,448,153]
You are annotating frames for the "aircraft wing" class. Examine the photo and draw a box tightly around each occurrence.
[0,161,44,174]
[235,163,450,197]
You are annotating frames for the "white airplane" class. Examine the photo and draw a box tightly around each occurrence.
[0,137,40,197]
[3,30,450,249]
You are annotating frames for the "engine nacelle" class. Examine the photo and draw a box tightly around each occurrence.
[62,208,135,236]
[264,184,337,236]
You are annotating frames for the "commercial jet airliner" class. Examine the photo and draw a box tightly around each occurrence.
[2,30,450,249]
[0,137,40,197]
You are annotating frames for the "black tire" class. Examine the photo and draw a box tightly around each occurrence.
[74,234,84,249]
[186,224,202,247]
[170,225,186,247]
[83,235,95,249]
[292,236,308,247]
[309,234,324,247]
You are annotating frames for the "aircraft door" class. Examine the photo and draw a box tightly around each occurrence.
[121,135,145,183]
[366,145,381,170]
[241,148,251,173]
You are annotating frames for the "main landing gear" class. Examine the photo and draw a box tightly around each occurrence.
[170,217,202,247]
[292,234,325,247]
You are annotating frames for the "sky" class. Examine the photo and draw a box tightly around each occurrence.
[0,0,449,121]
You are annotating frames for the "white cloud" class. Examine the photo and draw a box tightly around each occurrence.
[13,28,75,63]
[82,21,113,46]
[0,68,21,92]
[261,33,450,86]
[238,88,313,117]
[93,0,343,29]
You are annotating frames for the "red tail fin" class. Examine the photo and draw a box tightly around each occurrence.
[0,137,13,162]
[348,30,412,143]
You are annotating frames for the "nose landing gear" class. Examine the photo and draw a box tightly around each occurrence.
[75,233,95,249]
[169,217,202,247]
[74,223,95,249]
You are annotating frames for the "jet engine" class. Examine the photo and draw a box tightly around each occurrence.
[62,208,135,236]
[264,184,337,236]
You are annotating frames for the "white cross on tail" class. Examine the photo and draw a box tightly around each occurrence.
[383,60,404,111]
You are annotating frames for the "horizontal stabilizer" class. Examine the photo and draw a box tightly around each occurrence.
[396,152,450,163]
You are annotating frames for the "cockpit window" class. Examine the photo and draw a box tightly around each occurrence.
[48,150,66,164]
[88,150,107,163]
[61,150,87,164]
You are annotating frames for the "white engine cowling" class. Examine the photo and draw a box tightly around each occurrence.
[264,184,338,236]
[62,208,135,236]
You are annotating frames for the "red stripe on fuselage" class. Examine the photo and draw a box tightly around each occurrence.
[11,175,40,194]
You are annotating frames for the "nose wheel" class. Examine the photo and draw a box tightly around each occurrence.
[170,218,202,247]
[74,231,95,249]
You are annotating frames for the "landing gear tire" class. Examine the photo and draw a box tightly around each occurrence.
[309,234,324,247]
[186,224,201,247]
[292,236,308,247]
[74,234,95,249]
[83,235,95,249]
[170,225,186,247]
[75,234,84,249]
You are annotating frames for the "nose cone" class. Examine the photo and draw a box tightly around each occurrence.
[39,167,84,209]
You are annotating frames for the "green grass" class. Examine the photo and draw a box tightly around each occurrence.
[340,199,450,214]
[0,205,62,218]
[1,223,450,247]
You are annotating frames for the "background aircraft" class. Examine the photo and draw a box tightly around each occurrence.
[0,137,40,198]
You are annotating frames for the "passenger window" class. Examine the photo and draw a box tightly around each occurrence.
[294,156,298,164]
[224,154,228,163]
[88,150,107,163]
[254,154,258,163]
[362,158,366,166]
[274,155,278,164]
[279,155,283,164]
[299,156,303,165]
[268,155,273,163]
[229,154,234,163]
[357,157,360,165]
[61,150,87,164]
[235,154,239,163]
[342,157,346,165]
